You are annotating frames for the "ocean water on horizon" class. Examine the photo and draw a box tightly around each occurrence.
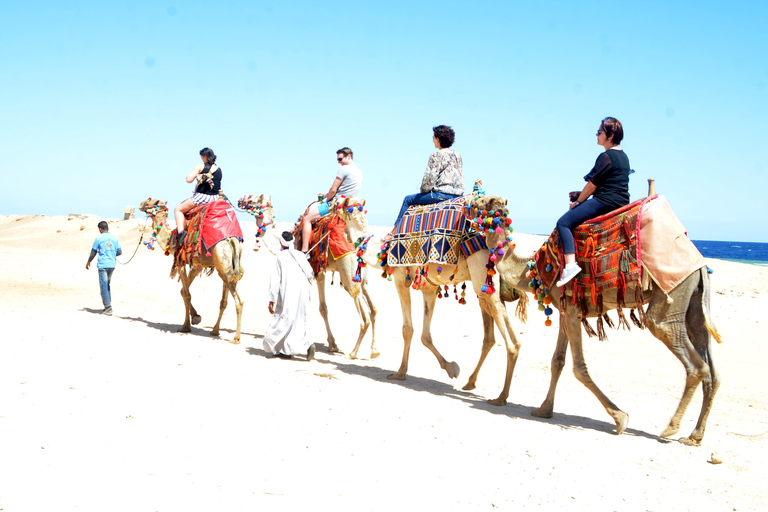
[692,240,768,266]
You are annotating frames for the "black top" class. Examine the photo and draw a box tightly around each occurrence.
[583,150,630,210]
[194,163,223,195]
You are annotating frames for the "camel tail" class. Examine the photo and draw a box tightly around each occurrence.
[231,238,244,283]
[700,266,723,344]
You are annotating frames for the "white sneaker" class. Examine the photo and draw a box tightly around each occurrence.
[556,264,582,288]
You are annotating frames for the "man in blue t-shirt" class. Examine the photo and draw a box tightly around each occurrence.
[86,221,122,316]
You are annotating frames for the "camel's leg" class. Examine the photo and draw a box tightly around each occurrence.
[387,271,415,381]
[177,267,202,333]
[210,279,229,337]
[478,293,521,406]
[419,284,460,380]
[646,277,712,445]
[362,280,380,359]
[682,270,721,446]
[316,272,342,353]
[566,313,629,434]
[348,292,371,360]
[462,308,496,391]
[532,327,569,419]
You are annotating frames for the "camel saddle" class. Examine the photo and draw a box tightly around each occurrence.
[535,195,705,338]
[294,214,356,275]
[171,201,243,269]
[386,196,486,267]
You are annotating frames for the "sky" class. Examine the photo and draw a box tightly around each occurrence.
[2,1,766,242]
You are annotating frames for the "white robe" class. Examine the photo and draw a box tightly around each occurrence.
[263,248,315,356]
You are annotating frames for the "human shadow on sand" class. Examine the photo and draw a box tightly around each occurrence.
[242,342,662,442]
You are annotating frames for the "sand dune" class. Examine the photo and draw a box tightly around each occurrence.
[1,214,767,511]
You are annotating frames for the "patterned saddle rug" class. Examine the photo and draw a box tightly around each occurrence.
[386,196,487,267]
[294,214,356,275]
[535,197,647,337]
[170,201,243,272]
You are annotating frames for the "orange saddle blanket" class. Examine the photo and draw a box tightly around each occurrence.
[294,214,356,275]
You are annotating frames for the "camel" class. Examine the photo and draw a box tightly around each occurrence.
[138,197,274,344]
[257,196,379,359]
[470,195,721,446]
[376,194,528,406]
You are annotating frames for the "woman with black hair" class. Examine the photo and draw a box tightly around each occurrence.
[174,147,222,243]
[383,125,464,243]
[555,117,631,287]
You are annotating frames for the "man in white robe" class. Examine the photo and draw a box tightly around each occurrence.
[263,231,316,360]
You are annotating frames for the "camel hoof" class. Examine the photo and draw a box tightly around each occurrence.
[370,349,381,359]
[462,382,477,391]
[348,352,359,360]
[445,361,460,380]
[488,397,507,407]
[327,345,343,354]
[228,339,240,345]
[677,436,702,447]
[177,326,191,334]
[387,373,406,381]
[210,330,220,337]
[614,411,629,435]
[660,424,680,439]
[192,315,202,325]
[531,407,554,419]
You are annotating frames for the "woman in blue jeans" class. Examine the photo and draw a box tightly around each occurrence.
[383,125,464,242]
[556,117,631,287]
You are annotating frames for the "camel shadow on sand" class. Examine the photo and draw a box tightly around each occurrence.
[243,342,666,443]
[113,314,264,341]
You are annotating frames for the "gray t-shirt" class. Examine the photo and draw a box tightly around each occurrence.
[333,162,363,200]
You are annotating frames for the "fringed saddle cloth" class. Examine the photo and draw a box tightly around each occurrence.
[386,196,487,267]
[293,214,356,275]
[170,201,243,277]
[536,197,650,339]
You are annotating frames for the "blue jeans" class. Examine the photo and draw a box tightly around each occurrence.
[555,198,609,255]
[393,191,460,229]
[98,267,115,308]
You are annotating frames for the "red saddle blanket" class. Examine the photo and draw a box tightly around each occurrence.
[536,198,643,308]
[536,194,705,304]
[294,214,356,275]
[171,201,243,268]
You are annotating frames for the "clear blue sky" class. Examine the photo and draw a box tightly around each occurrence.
[3,1,766,242]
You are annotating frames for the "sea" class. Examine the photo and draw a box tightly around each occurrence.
[692,240,768,266]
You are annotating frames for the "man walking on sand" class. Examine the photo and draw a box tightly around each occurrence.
[86,221,122,316]
[263,231,316,360]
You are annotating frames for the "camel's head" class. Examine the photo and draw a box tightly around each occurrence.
[465,194,514,245]
[238,194,276,252]
[138,198,169,225]
[330,196,368,232]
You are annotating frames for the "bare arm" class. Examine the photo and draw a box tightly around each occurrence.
[323,177,344,201]
[570,181,598,209]
[186,163,205,184]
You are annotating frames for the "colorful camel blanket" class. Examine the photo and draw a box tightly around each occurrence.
[536,198,643,307]
[535,194,705,314]
[294,214,356,275]
[171,201,243,270]
[386,196,486,267]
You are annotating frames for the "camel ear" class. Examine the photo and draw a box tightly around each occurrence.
[361,199,366,207]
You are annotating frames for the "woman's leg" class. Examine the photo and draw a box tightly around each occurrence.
[301,203,322,252]
[392,192,458,231]
[555,199,607,285]
[174,198,196,233]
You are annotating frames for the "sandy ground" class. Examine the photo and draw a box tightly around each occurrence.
[1,213,767,512]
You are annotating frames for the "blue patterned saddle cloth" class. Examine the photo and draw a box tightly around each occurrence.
[387,196,487,267]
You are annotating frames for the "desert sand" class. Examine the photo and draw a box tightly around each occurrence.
[1,213,767,511]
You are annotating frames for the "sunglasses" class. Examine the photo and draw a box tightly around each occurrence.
[596,130,604,135]
[337,157,344,162]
